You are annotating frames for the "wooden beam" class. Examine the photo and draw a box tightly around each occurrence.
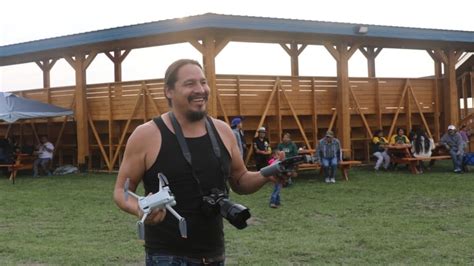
[349,87,373,139]
[244,79,279,164]
[281,88,311,149]
[312,77,318,149]
[297,44,307,56]
[335,43,351,150]
[108,84,114,170]
[388,79,410,138]
[215,37,230,56]
[88,112,112,170]
[433,50,448,65]
[328,110,337,131]
[279,43,292,56]
[111,92,142,167]
[445,49,460,126]
[433,78,441,142]
[375,79,382,129]
[277,79,282,143]
[323,42,340,62]
[408,86,433,139]
[203,36,218,117]
[405,83,412,134]
[347,43,360,58]
[82,51,98,70]
[189,39,204,54]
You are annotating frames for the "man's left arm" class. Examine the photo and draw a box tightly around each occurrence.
[214,120,271,195]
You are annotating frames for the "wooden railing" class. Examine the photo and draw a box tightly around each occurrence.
[1,75,445,170]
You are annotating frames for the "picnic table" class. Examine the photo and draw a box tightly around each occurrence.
[0,153,35,184]
[297,149,361,181]
[386,144,451,174]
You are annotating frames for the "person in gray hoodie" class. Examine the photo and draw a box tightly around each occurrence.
[440,125,465,173]
[317,131,341,183]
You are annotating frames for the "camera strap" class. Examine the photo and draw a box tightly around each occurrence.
[168,112,229,190]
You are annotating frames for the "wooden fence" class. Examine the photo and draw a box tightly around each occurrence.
[1,75,445,170]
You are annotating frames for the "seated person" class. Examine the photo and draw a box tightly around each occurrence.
[410,129,434,173]
[33,136,54,177]
[390,127,410,146]
[0,139,14,176]
[372,130,390,171]
[316,131,341,184]
[277,132,298,185]
[440,125,464,173]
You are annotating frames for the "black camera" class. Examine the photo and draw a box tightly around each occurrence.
[202,188,251,229]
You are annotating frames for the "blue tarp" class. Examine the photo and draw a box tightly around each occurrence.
[0,92,73,123]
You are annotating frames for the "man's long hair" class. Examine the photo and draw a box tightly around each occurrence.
[164,59,203,107]
[413,129,430,154]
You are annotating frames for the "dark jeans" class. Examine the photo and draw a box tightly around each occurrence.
[33,158,51,177]
[145,252,225,266]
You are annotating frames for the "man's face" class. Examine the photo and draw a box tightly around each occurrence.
[398,129,404,136]
[258,131,266,138]
[448,129,455,135]
[166,64,210,121]
[40,137,47,143]
[283,135,290,143]
[326,136,333,142]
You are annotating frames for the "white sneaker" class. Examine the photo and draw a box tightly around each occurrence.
[325,178,330,183]
[330,178,336,183]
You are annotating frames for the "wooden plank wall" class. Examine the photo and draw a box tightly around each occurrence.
[0,75,447,170]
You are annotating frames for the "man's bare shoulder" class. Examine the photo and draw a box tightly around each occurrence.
[211,117,233,134]
[128,120,160,144]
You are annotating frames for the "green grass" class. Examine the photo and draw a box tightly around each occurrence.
[1,161,473,265]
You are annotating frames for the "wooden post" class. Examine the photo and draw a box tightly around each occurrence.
[405,85,412,133]
[359,47,382,78]
[203,36,217,117]
[445,50,460,126]
[65,52,97,166]
[336,44,352,150]
[375,79,382,130]
[105,49,130,82]
[281,43,306,91]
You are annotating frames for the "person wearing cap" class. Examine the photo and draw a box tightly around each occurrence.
[231,117,246,158]
[440,125,465,173]
[253,127,272,170]
[316,131,341,183]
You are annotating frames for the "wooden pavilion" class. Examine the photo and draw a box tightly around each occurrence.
[1,13,473,170]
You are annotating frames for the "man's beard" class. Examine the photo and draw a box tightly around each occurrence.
[185,93,208,122]
[186,110,207,122]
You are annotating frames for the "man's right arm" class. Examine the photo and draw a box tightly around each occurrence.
[113,122,165,224]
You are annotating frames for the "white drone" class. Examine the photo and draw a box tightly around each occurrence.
[124,173,187,240]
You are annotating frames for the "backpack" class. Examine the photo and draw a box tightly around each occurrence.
[463,153,474,166]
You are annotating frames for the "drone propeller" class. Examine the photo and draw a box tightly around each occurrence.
[124,178,140,201]
[124,178,130,201]
[166,205,187,238]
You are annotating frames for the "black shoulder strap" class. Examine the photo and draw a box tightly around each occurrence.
[169,112,193,166]
[205,116,221,159]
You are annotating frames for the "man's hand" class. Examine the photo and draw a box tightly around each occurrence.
[136,193,167,225]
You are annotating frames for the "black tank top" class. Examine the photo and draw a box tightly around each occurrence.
[143,116,231,258]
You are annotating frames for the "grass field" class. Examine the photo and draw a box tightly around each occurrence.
[1,161,473,265]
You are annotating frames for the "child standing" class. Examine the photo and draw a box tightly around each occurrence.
[269,150,285,208]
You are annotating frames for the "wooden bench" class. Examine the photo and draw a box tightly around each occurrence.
[0,154,34,184]
[391,155,451,174]
[298,160,362,181]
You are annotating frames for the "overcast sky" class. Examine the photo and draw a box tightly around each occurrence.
[1,0,473,91]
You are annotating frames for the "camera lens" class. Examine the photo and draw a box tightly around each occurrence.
[219,199,251,229]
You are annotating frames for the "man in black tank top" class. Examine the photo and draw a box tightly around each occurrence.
[114,59,277,265]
